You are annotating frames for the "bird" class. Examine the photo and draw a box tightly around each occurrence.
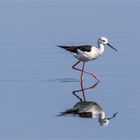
[57,101,118,126]
[58,36,118,84]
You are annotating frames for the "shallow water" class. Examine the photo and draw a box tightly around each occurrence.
[0,1,140,139]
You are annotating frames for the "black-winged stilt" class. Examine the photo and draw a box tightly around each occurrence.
[58,36,117,81]
[57,101,118,126]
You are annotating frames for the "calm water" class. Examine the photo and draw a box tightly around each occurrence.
[0,1,140,139]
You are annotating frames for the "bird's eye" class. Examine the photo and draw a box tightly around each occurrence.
[103,40,105,42]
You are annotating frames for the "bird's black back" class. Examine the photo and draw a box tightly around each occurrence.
[58,45,92,53]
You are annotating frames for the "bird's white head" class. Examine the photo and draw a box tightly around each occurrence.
[98,36,118,52]
[99,118,110,126]
[99,112,118,126]
[98,111,110,126]
[98,36,108,45]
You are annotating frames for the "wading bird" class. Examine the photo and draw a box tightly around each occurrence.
[58,36,118,83]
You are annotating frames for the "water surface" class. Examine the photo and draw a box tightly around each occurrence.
[0,1,140,139]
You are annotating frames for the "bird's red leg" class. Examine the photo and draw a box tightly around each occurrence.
[72,60,81,71]
[72,61,99,81]
[84,70,99,81]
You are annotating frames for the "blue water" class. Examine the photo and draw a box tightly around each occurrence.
[0,1,140,139]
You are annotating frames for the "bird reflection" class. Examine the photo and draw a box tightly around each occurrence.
[57,81,118,126]
[58,100,118,126]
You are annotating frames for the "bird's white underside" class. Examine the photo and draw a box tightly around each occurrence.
[72,46,101,62]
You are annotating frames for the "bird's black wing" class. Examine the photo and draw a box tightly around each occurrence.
[77,45,92,52]
[58,45,92,53]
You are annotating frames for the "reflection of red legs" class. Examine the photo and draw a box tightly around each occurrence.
[72,81,99,101]
[80,62,85,101]
[72,61,100,81]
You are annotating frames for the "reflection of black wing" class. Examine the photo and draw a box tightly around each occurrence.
[79,112,92,118]
[57,108,78,116]
[57,109,92,118]
[58,45,92,53]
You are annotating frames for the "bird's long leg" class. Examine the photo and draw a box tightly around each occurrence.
[71,60,85,100]
[72,81,99,101]
[72,61,100,81]
[80,62,85,101]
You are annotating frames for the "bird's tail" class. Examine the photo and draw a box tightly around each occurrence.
[57,45,70,50]
[57,45,76,53]
[56,112,68,117]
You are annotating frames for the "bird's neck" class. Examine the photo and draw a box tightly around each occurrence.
[98,43,105,55]
[99,111,106,121]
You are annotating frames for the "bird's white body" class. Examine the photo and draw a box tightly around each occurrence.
[73,44,104,62]
[58,36,117,63]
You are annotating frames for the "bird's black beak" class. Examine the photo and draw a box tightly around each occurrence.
[108,112,118,120]
[107,43,118,52]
